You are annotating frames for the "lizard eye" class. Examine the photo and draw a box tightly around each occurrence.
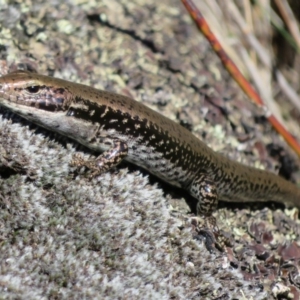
[25,86,40,93]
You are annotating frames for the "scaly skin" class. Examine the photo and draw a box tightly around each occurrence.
[0,70,300,249]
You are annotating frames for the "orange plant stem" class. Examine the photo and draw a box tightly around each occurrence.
[181,0,300,158]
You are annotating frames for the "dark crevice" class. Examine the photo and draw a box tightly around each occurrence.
[0,165,21,179]
[87,14,162,54]
[266,143,298,181]
[190,82,238,131]
[19,19,45,38]
[159,59,182,74]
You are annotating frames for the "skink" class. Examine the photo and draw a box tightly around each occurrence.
[0,70,300,247]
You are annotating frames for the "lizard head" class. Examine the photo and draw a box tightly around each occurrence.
[0,70,74,113]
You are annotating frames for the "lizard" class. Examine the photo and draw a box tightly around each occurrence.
[1,70,300,250]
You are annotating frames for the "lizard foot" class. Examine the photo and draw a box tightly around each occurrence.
[191,216,231,253]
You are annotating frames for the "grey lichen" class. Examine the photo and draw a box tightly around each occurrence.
[0,115,267,299]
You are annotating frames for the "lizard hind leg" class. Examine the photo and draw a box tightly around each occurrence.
[190,174,227,251]
[190,173,218,217]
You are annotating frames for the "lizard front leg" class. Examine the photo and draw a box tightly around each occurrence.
[71,139,128,177]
